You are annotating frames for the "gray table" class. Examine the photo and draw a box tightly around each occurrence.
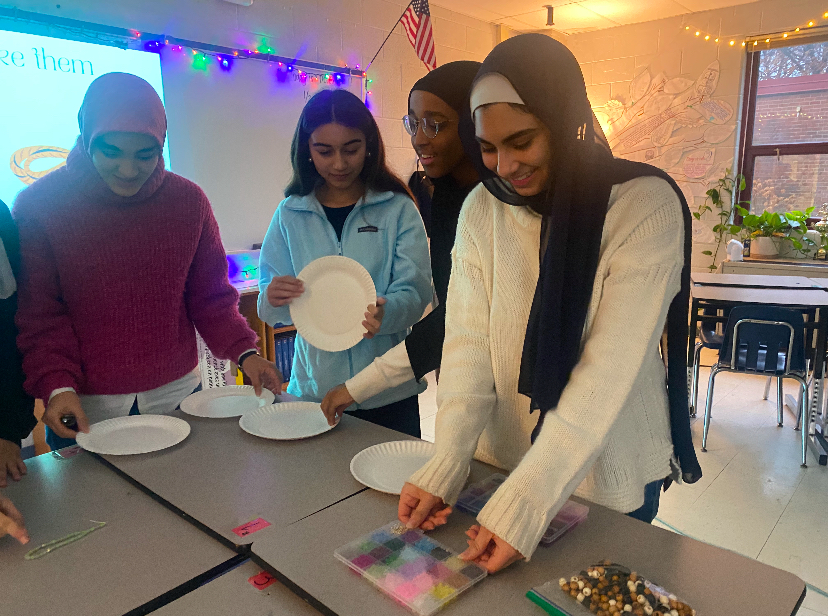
[0,449,237,616]
[691,272,823,289]
[153,559,320,616]
[252,488,806,616]
[99,412,414,546]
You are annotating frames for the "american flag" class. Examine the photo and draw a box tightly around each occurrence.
[400,0,436,71]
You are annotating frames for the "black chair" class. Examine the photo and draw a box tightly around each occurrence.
[700,305,809,467]
[690,307,724,418]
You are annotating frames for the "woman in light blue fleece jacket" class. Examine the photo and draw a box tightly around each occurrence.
[258,89,432,437]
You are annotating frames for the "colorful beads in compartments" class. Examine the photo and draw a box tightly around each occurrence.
[335,521,488,616]
[455,473,589,546]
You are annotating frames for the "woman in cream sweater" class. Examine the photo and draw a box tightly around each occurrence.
[399,34,701,573]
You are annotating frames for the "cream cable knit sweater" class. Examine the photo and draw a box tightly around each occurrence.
[408,176,682,560]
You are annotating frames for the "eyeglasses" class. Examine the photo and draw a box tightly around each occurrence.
[402,115,452,139]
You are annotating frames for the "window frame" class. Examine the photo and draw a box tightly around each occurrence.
[736,36,828,220]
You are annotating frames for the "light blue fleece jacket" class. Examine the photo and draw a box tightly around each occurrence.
[258,189,432,408]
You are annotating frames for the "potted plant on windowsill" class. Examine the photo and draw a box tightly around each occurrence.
[739,207,816,258]
[739,210,788,257]
[777,207,817,258]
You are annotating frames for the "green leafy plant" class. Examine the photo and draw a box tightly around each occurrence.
[739,209,790,237]
[740,207,816,256]
[783,207,817,256]
[693,170,749,272]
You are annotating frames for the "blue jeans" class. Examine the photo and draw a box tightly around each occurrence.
[45,384,202,452]
[625,479,663,523]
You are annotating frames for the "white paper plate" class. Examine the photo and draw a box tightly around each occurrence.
[76,415,191,455]
[290,256,376,352]
[180,385,276,418]
[351,440,457,495]
[239,401,335,440]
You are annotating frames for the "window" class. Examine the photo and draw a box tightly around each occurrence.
[738,38,828,216]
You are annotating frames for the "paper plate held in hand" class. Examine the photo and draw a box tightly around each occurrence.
[290,255,376,352]
[239,401,335,440]
[76,415,191,455]
[180,385,276,418]
[350,440,466,495]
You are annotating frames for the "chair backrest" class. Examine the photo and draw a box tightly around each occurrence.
[719,305,806,375]
[699,306,727,346]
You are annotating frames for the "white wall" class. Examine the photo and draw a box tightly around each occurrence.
[562,0,828,271]
[5,0,496,249]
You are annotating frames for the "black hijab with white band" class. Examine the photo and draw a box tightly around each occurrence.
[466,34,701,485]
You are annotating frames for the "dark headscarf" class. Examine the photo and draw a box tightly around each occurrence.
[403,62,482,380]
[67,72,168,205]
[466,34,701,484]
[409,61,481,306]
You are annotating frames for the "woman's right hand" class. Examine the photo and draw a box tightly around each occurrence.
[321,384,355,426]
[398,482,452,531]
[267,276,304,308]
[43,391,90,439]
[0,495,28,544]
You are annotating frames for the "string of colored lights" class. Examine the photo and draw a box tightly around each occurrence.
[681,10,828,48]
[143,37,364,86]
[0,7,366,86]
[142,36,377,103]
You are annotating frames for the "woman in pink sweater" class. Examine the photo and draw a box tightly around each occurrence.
[13,72,281,449]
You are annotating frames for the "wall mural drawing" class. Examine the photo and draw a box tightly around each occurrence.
[593,60,737,245]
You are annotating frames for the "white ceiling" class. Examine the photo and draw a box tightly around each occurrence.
[434,0,762,34]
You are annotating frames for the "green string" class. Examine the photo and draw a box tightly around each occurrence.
[24,521,106,560]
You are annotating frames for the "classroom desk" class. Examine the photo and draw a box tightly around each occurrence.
[152,559,320,616]
[688,283,828,465]
[691,272,822,289]
[0,449,238,616]
[98,412,415,547]
[251,488,806,616]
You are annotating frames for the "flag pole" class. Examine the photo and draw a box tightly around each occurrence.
[366,0,413,69]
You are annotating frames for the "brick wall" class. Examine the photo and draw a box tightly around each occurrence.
[754,88,828,144]
[752,154,828,214]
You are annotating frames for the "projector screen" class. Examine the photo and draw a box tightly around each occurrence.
[0,30,166,207]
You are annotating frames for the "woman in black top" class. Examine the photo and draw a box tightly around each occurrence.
[321,61,482,423]
[0,199,36,488]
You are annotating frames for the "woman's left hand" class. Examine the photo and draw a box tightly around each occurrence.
[363,297,387,339]
[241,354,283,396]
[460,524,524,574]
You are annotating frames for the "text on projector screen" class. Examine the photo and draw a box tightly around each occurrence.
[1,47,93,74]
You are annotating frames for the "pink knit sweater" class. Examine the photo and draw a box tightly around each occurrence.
[13,146,257,401]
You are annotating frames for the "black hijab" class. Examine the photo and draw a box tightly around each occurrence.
[409,61,481,306]
[466,34,701,484]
